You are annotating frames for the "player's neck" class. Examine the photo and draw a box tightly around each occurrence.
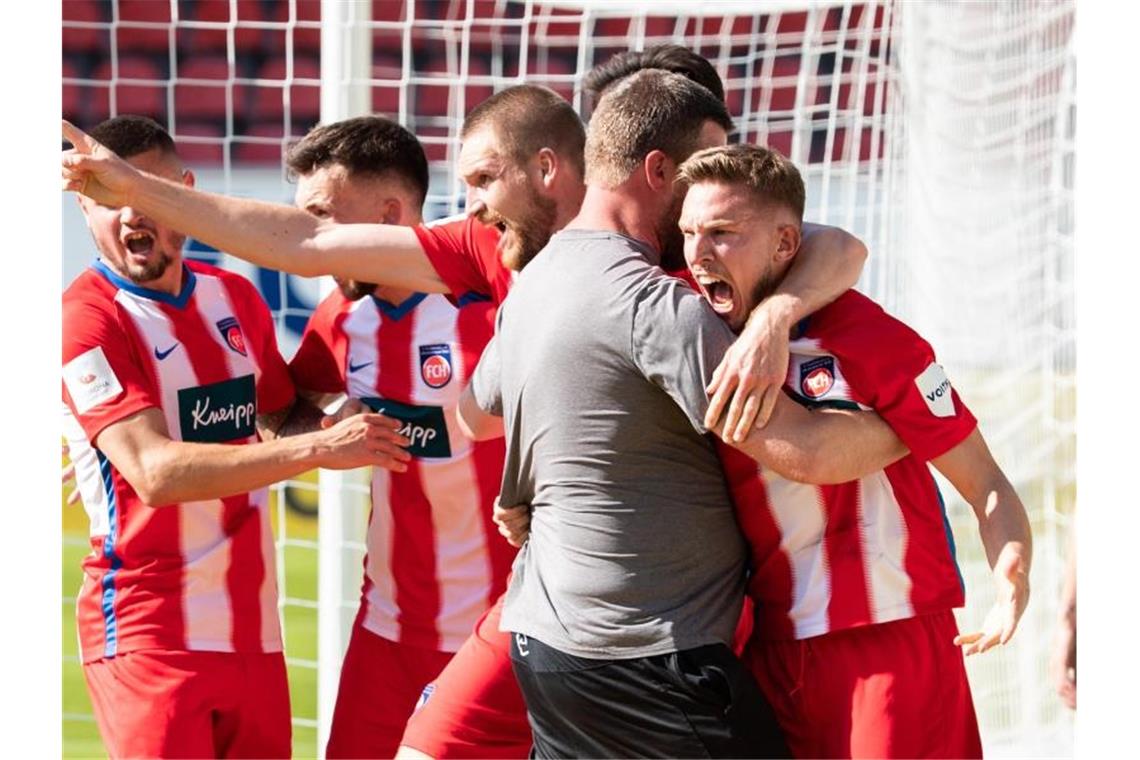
[567,184,663,265]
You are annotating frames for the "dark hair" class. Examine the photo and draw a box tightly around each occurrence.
[678,143,806,223]
[461,85,586,178]
[583,45,726,107]
[585,69,733,188]
[286,115,430,207]
[89,115,177,160]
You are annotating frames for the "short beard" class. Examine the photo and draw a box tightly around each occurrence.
[337,279,379,301]
[123,251,174,284]
[657,194,687,272]
[479,193,558,273]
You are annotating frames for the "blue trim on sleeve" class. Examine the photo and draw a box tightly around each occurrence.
[92,259,197,309]
[95,450,123,658]
[371,292,427,321]
[456,291,492,307]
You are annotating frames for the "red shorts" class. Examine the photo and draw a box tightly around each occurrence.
[83,649,291,759]
[399,593,531,759]
[327,622,455,759]
[745,610,982,759]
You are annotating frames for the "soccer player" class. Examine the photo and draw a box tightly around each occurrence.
[676,143,1033,758]
[61,116,410,759]
[457,70,907,758]
[283,116,514,758]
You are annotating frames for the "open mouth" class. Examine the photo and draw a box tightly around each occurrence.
[122,230,156,256]
[695,273,735,316]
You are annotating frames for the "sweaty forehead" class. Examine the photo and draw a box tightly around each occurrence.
[680,181,754,224]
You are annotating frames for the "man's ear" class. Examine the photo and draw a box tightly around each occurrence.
[775,222,803,263]
[643,150,675,192]
[536,147,558,191]
[181,168,196,189]
[380,198,402,225]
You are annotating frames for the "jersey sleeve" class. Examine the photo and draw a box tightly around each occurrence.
[414,217,511,304]
[62,296,159,444]
[630,276,735,435]
[221,272,296,416]
[470,333,503,416]
[289,296,348,395]
[823,296,977,462]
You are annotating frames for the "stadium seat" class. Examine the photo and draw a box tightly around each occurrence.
[233,122,293,164]
[244,57,322,123]
[269,0,321,54]
[178,0,265,54]
[372,0,407,22]
[173,57,234,122]
[63,58,84,124]
[62,0,109,55]
[116,0,172,55]
[173,121,226,165]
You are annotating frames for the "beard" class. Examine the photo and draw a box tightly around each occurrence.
[337,279,379,301]
[476,193,558,273]
[122,249,174,284]
[656,193,687,272]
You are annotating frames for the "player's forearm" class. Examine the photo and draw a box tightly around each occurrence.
[726,395,906,484]
[971,475,1034,575]
[762,223,867,323]
[136,433,331,504]
[129,171,449,292]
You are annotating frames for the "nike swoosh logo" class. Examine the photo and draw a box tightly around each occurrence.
[348,359,373,373]
[154,343,179,361]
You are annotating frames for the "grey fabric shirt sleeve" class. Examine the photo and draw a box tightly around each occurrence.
[631,277,736,434]
[470,332,503,416]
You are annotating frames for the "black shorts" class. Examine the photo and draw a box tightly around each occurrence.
[509,632,787,759]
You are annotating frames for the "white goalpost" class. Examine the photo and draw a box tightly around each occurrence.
[61,1,1075,756]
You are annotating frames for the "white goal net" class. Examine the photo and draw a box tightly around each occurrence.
[61,1,1075,757]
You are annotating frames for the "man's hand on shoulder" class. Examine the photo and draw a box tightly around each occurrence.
[62,120,141,208]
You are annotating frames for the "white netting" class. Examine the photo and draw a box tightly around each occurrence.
[61,1,1074,757]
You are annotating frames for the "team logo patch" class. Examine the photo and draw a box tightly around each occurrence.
[215,317,248,357]
[419,343,453,388]
[915,362,955,418]
[64,346,124,413]
[800,356,836,399]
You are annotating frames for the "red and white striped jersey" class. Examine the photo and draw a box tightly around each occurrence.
[415,215,514,306]
[290,289,513,652]
[62,260,295,663]
[719,290,975,641]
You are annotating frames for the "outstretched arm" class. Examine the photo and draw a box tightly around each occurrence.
[718,393,907,484]
[706,222,867,439]
[95,407,411,505]
[935,430,1033,655]
[61,121,449,292]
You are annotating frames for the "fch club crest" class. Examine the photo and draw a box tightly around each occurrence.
[419,344,453,388]
[216,317,248,357]
[800,355,835,399]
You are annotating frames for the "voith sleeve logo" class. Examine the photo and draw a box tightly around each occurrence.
[915,362,955,418]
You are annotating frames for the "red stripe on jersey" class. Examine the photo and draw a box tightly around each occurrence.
[375,308,443,650]
[222,493,264,651]
[889,463,967,612]
[716,443,796,641]
[821,482,874,631]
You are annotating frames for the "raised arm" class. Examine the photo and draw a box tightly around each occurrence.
[61,121,448,292]
[935,429,1033,656]
[95,407,411,505]
[718,393,906,484]
[706,222,868,439]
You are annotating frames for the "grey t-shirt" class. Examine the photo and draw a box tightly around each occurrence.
[471,229,747,659]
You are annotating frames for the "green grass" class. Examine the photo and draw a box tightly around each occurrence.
[62,477,322,759]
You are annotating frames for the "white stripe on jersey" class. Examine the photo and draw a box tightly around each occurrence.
[181,497,234,650]
[192,275,248,381]
[113,291,193,440]
[763,477,831,638]
[859,472,915,621]
[250,485,282,650]
[342,300,382,397]
[63,403,110,539]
